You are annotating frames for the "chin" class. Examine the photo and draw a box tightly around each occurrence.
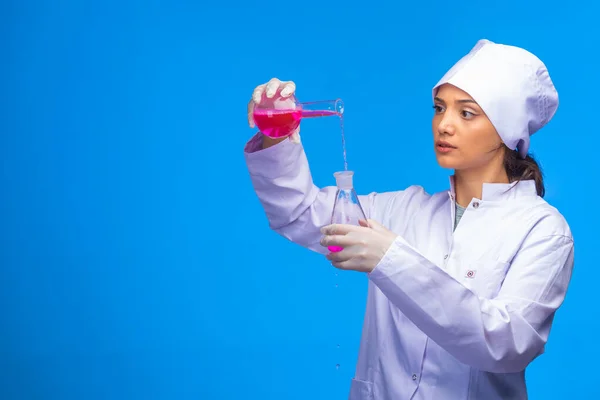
[435,154,462,170]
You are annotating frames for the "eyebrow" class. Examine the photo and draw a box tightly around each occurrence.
[434,96,478,105]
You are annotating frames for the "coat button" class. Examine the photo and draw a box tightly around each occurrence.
[473,201,480,208]
[412,374,418,380]
[444,254,448,260]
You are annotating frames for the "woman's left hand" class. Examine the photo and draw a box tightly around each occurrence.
[320,219,398,273]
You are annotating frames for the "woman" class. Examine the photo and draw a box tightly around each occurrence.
[243,39,574,400]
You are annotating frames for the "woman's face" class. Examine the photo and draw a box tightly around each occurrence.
[432,84,505,171]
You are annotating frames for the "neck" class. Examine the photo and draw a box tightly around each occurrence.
[453,164,509,207]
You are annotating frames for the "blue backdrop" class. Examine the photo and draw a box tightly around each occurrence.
[1,0,596,399]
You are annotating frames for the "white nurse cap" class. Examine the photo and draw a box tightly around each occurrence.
[432,39,559,159]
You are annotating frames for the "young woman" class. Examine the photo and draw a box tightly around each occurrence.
[243,39,574,400]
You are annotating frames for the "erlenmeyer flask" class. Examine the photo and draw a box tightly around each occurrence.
[328,170,368,253]
[253,92,344,138]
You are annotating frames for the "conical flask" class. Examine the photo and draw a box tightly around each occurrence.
[328,170,368,253]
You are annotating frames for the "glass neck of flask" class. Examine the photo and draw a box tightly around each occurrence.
[299,99,344,118]
[337,187,358,202]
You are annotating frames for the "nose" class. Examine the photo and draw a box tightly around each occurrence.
[436,113,456,136]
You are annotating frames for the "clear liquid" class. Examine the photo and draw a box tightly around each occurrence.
[340,114,347,171]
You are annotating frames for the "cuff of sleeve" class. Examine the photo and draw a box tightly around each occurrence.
[367,235,449,312]
[368,235,411,281]
[368,235,436,288]
[366,235,439,321]
[243,132,303,179]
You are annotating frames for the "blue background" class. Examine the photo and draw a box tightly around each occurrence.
[1,0,596,399]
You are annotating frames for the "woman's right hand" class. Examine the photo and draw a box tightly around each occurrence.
[247,77,301,145]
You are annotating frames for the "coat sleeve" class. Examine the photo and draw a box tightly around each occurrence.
[367,216,575,373]
[244,133,398,254]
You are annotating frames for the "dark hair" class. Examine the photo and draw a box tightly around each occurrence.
[503,146,545,197]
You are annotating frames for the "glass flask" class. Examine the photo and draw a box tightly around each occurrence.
[253,92,344,138]
[328,170,368,253]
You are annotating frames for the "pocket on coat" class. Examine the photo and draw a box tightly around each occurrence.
[348,378,374,400]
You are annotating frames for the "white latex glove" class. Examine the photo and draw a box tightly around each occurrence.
[319,219,399,273]
[247,77,301,144]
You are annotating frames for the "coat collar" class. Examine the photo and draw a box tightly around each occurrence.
[448,175,538,203]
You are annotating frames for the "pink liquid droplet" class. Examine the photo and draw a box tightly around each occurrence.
[328,246,343,252]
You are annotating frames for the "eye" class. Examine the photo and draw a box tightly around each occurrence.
[433,105,445,113]
[461,110,475,118]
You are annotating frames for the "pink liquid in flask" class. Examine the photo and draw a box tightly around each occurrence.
[253,108,340,138]
[328,245,343,253]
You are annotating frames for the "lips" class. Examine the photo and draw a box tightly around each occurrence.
[437,140,456,148]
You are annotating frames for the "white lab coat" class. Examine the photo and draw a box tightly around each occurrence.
[244,133,574,400]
